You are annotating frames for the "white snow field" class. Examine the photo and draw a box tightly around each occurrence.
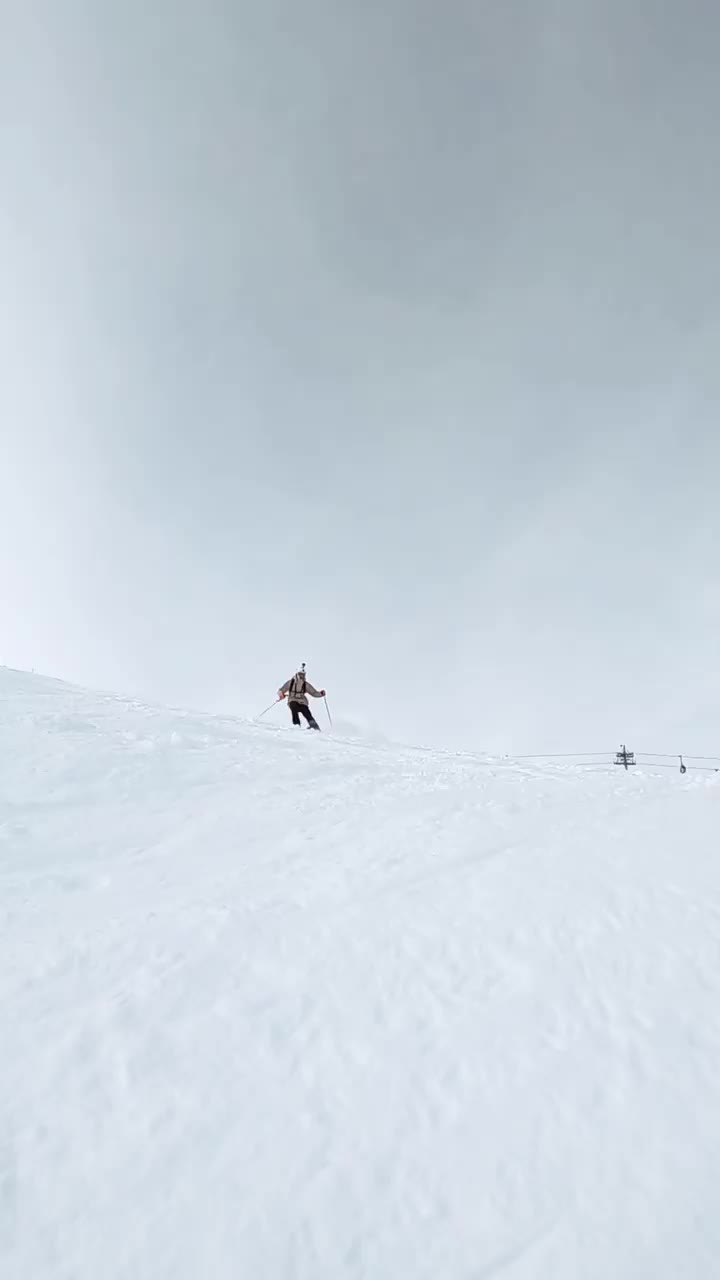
[2,667,720,1280]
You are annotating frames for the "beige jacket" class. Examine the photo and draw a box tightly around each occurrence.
[279,674,323,707]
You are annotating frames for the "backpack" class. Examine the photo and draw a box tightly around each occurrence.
[289,672,306,700]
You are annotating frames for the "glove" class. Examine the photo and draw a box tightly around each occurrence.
[278,690,286,700]
[320,690,326,697]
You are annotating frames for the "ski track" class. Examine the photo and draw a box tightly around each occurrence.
[1,669,720,1278]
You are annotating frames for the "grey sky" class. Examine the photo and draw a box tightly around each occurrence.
[2,0,719,752]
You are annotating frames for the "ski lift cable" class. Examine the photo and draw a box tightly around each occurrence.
[509,750,720,763]
[636,752,720,762]
[509,751,617,759]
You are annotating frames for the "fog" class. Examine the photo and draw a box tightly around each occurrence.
[2,0,719,752]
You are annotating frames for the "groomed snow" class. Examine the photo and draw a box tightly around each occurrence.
[2,667,720,1278]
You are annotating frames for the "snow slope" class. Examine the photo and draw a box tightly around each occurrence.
[2,667,720,1279]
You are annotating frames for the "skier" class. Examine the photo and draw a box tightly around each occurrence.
[278,664,326,730]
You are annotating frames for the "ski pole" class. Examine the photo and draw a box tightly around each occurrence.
[257,698,281,720]
[324,696,333,728]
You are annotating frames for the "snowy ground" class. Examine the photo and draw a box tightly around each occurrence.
[2,667,720,1279]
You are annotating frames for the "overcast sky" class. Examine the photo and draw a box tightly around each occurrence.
[2,0,719,753]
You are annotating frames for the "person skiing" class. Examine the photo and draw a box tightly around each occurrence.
[278,664,326,730]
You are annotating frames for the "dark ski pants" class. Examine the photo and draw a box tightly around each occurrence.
[289,701,320,730]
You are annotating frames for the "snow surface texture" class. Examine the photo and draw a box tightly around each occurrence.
[2,667,720,1280]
